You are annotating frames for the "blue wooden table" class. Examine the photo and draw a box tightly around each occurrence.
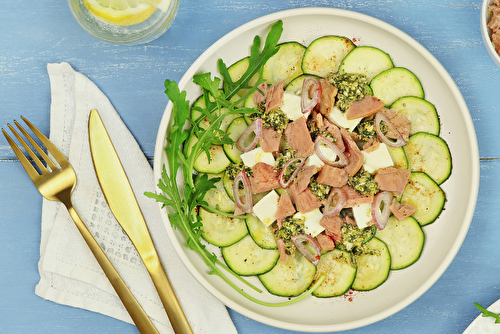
[0,1,498,333]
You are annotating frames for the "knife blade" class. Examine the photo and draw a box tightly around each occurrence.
[88,109,193,334]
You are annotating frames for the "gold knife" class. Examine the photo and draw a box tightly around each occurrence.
[88,109,193,334]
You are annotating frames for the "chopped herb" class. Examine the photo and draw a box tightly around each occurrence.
[348,168,379,196]
[275,148,296,170]
[281,158,301,182]
[261,108,289,133]
[329,73,370,112]
[341,224,378,256]
[275,217,305,255]
[308,176,331,200]
[307,117,335,142]
[225,162,252,180]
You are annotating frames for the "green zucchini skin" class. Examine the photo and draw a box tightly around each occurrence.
[313,248,357,297]
[370,67,424,106]
[263,42,306,86]
[351,237,391,291]
[338,45,394,82]
[302,35,355,78]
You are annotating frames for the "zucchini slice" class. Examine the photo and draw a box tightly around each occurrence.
[338,46,394,82]
[351,237,391,291]
[185,135,231,174]
[401,172,445,226]
[301,35,355,78]
[222,235,279,276]
[258,253,317,297]
[370,67,424,106]
[223,117,247,163]
[224,57,260,98]
[387,146,409,170]
[263,42,306,86]
[313,248,357,297]
[375,216,425,270]
[246,214,277,249]
[284,74,320,94]
[404,132,452,184]
[391,96,440,136]
[199,208,248,247]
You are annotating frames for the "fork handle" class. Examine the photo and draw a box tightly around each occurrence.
[66,205,160,334]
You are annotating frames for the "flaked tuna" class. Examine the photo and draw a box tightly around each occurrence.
[249,162,281,194]
[275,193,296,228]
[285,117,315,158]
[287,182,322,213]
[345,95,384,120]
[259,127,282,152]
[276,238,291,263]
[341,185,374,207]
[253,82,268,104]
[374,167,410,195]
[322,117,345,152]
[380,108,411,141]
[340,128,364,176]
[315,232,336,252]
[265,81,284,111]
[390,201,416,221]
[319,215,343,244]
[295,165,319,193]
[316,79,338,116]
[316,165,349,188]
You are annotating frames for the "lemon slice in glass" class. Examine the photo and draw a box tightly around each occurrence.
[83,0,170,26]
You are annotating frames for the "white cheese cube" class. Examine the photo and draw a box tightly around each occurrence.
[305,152,325,169]
[352,202,373,229]
[362,143,394,173]
[240,147,275,168]
[280,92,310,121]
[253,190,280,226]
[325,106,362,132]
[293,208,324,237]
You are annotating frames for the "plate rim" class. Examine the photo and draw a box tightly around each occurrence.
[153,6,480,332]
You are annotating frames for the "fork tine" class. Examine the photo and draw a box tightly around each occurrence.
[13,119,60,172]
[2,128,43,182]
[21,116,69,168]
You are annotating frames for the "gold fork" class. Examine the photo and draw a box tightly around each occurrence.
[2,117,159,334]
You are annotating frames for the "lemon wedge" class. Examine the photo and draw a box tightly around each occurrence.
[83,0,171,26]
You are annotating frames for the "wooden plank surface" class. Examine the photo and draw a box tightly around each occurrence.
[1,0,499,333]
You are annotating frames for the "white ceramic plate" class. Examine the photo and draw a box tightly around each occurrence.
[464,299,500,333]
[153,7,479,332]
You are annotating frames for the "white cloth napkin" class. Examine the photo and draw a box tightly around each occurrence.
[34,62,238,334]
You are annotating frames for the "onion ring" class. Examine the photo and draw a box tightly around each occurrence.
[236,118,262,152]
[374,112,407,148]
[371,191,393,230]
[233,170,253,213]
[290,233,321,266]
[314,135,348,167]
[322,187,347,216]
[301,77,322,114]
[279,157,305,188]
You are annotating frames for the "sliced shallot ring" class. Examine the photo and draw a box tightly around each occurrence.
[290,233,322,266]
[301,77,322,114]
[279,157,305,188]
[374,112,407,148]
[323,187,346,216]
[371,191,393,230]
[233,170,253,213]
[314,135,348,167]
[236,118,262,152]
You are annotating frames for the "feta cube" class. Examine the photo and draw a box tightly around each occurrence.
[325,106,362,132]
[253,191,280,226]
[293,208,324,237]
[280,92,311,121]
[305,152,325,169]
[362,143,394,173]
[352,202,373,229]
[240,147,275,168]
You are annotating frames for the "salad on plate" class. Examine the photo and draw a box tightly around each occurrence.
[147,19,451,305]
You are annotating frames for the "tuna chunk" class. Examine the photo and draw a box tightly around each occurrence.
[340,128,364,176]
[345,95,384,120]
[265,81,284,111]
[253,82,268,104]
[380,108,411,141]
[374,167,410,195]
[316,165,349,188]
[316,232,336,252]
[295,165,319,193]
[275,193,296,228]
[259,127,282,152]
[249,162,281,194]
[285,117,315,158]
[316,79,338,116]
[320,215,343,243]
[276,238,291,263]
[341,185,374,207]
[390,201,416,221]
[287,182,322,213]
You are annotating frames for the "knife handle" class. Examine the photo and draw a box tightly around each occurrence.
[66,205,159,334]
[146,254,194,334]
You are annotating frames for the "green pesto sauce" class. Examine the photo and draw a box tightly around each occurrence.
[275,148,297,170]
[348,168,379,196]
[225,162,252,180]
[280,157,302,182]
[261,108,289,133]
[329,73,370,112]
[308,176,331,200]
[341,224,378,256]
[275,217,305,255]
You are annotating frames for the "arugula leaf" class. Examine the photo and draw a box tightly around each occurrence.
[475,303,500,323]
[146,20,325,306]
